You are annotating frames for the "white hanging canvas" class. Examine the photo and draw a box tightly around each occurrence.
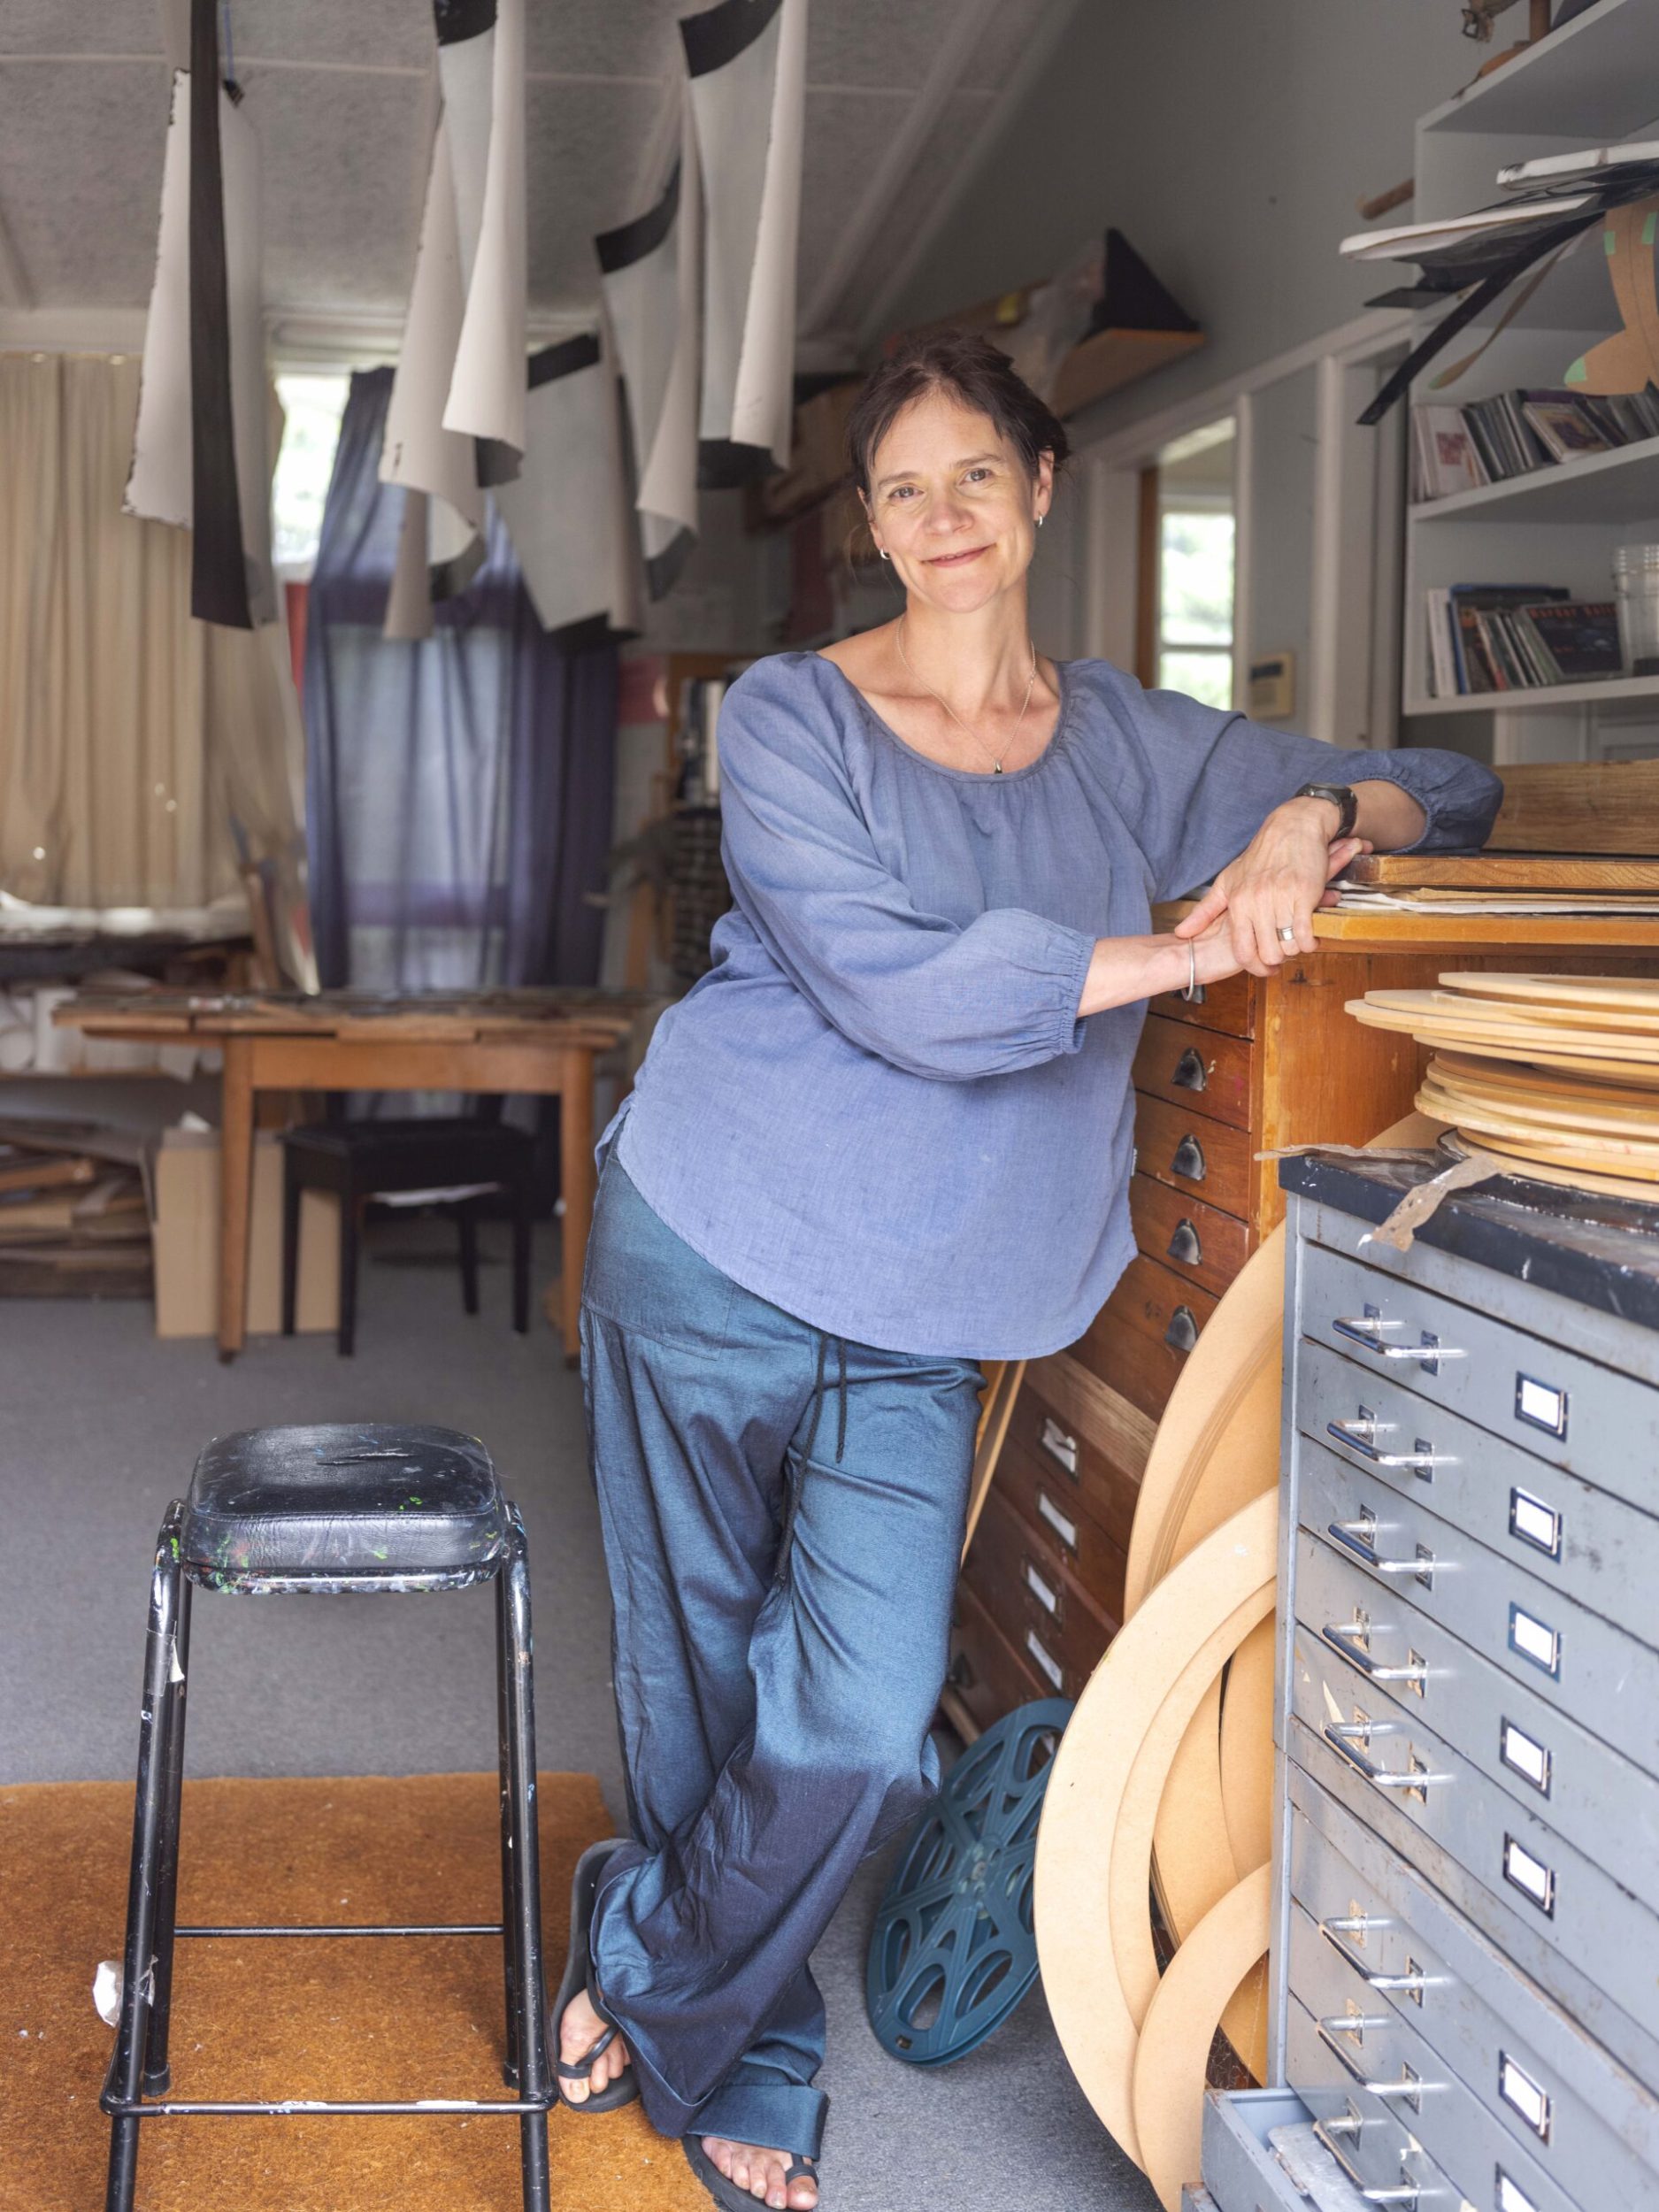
[684,0,806,483]
[597,100,703,597]
[494,325,642,642]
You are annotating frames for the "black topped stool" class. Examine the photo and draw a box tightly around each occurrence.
[102,1425,551,2212]
[281,1117,536,1356]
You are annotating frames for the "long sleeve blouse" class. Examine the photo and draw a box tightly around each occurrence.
[610,651,1502,1359]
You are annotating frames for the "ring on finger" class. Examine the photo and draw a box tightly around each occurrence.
[1277,924,1296,946]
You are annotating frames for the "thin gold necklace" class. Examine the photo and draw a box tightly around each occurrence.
[895,618,1039,775]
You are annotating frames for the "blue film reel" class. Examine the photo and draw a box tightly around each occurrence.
[866,1698,1073,2065]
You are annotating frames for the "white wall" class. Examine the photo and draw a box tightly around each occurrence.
[887,0,1472,445]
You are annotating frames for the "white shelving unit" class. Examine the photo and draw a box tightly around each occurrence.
[1402,0,1659,759]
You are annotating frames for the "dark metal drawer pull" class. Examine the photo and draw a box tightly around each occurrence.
[1311,2120,1423,2207]
[1166,1217,1202,1265]
[1320,1621,1428,1684]
[1323,1724,1451,1795]
[1171,1046,1207,1092]
[1326,1418,1452,1471]
[1328,1520,1436,1586]
[1171,1132,1206,1181]
[1038,1416,1078,1476]
[1164,1305,1199,1354]
[1333,1314,1467,1363]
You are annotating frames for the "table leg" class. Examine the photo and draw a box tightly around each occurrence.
[219,1037,256,1363]
[557,1048,595,1369]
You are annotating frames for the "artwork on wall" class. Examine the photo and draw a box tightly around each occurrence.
[126,0,274,631]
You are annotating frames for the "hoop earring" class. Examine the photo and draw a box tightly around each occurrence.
[879,549,890,561]
[1036,514,1045,528]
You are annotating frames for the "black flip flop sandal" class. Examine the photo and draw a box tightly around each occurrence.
[551,1838,639,2114]
[684,2132,819,2210]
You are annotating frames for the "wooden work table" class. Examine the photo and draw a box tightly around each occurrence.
[52,988,642,1363]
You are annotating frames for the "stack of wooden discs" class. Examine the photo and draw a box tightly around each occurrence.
[1348,973,1659,1197]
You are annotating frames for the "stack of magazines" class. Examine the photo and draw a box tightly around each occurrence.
[1423,584,1624,696]
[1411,387,1659,502]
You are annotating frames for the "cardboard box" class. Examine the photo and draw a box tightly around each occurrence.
[152,1128,340,1339]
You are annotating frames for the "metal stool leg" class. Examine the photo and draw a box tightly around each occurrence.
[495,1560,520,2091]
[280,1158,301,1335]
[103,1508,185,2212]
[458,1204,481,1317]
[143,1572,192,2093]
[501,1508,550,2212]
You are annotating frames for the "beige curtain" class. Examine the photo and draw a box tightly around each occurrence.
[0,350,306,937]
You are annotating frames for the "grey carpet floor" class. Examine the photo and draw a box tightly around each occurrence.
[0,1220,1156,2212]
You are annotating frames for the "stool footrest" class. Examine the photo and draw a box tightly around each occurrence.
[176,1922,505,1939]
[102,2095,554,2118]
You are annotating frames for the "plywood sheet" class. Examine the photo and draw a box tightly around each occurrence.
[1349,855,1659,890]
[1489,759,1659,855]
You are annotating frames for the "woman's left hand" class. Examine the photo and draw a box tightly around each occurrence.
[1173,801,1370,973]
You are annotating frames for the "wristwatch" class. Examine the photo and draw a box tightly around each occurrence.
[1294,780,1358,840]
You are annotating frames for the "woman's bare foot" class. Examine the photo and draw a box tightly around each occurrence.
[557,1985,630,2102]
[701,2135,818,2209]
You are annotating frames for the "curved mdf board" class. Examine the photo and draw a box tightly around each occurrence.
[1149,1673,1234,1939]
[1218,1616,1275,1878]
[1131,1863,1272,2212]
[1109,1586,1274,2032]
[1033,1491,1278,2168]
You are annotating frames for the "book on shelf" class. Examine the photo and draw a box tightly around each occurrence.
[1422,584,1626,698]
[1409,385,1659,502]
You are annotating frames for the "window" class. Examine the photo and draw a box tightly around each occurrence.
[272,372,349,578]
[1156,419,1235,709]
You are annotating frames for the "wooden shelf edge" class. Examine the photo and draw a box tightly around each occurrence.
[1314,912,1659,948]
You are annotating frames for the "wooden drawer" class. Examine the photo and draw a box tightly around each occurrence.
[947,1577,1049,1733]
[1133,1091,1253,1219]
[1148,969,1256,1038]
[963,1484,1116,1693]
[1008,1357,1148,1554]
[1132,1013,1253,1128]
[995,1434,1129,1624]
[1128,1171,1252,1299]
[1068,1251,1219,1423]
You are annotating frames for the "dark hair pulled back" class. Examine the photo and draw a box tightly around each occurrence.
[845,330,1071,502]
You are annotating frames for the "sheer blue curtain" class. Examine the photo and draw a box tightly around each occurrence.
[303,366,618,995]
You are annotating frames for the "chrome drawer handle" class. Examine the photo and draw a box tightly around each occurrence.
[1311,2119,1425,2206]
[1317,2022,1440,2104]
[1327,1419,1454,1471]
[1319,1917,1443,1994]
[1171,1045,1208,1092]
[1324,1725,1452,1795]
[1171,1131,1206,1181]
[1038,1417,1077,1476]
[1164,1305,1200,1354]
[1328,1521,1436,1584]
[1320,1622,1428,1684]
[1333,1316,1467,1363]
[1166,1217,1202,1266]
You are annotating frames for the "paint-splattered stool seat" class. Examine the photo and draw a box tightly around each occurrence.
[100,1424,553,2212]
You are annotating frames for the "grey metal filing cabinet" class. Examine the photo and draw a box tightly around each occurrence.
[1203,1150,1659,2212]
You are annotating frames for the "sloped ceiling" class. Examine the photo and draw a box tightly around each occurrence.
[0,0,1074,362]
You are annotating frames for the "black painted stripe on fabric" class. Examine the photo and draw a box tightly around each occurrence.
[433,0,495,47]
[680,0,785,80]
[188,0,250,628]
[645,527,695,603]
[697,437,776,489]
[527,333,602,388]
[473,435,519,488]
[595,161,680,276]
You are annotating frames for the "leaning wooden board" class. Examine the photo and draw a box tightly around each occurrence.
[1487,757,1659,855]
[1347,852,1659,888]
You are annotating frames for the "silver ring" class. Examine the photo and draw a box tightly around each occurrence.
[1278,925,1296,946]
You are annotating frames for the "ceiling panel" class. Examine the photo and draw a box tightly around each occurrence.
[0,3,160,58]
[233,0,432,73]
[525,0,679,83]
[844,87,997,334]
[808,0,961,91]
[958,0,1063,93]
[242,65,431,311]
[0,58,168,303]
[796,84,910,318]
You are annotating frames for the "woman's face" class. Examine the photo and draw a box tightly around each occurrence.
[863,388,1052,616]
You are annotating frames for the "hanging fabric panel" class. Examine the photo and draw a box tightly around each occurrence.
[126,0,274,631]
[493,330,643,643]
[597,101,703,597]
[683,0,807,486]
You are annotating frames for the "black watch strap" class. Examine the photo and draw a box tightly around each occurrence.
[1294,781,1358,840]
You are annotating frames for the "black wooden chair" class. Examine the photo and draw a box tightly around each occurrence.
[280,1115,535,1356]
[101,1424,551,2212]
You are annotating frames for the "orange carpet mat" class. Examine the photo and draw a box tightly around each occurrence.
[0,1771,705,2212]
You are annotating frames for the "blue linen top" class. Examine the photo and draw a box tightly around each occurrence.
[611,652,1502,1360]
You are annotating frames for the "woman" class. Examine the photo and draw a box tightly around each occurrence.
[557,334,1501,2211]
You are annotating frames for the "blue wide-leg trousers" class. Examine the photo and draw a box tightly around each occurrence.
[578,1156,982,2158]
